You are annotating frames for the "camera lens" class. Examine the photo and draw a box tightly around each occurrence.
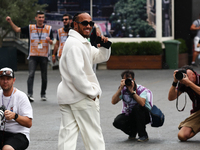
[0,110,4,121]
[125,78,132,86]
[175,72,184,80]
[0,105,5,121]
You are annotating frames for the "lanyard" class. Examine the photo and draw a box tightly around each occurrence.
[2,88,14,110]
[36,26,44,42]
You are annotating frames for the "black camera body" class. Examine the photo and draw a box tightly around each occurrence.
[125,78,133,86]
[175,69,186,80]
[95,36,112,49]
[0,105,6,121]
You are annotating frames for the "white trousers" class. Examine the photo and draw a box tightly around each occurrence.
[194,36,200,52]
[58,97,105,150]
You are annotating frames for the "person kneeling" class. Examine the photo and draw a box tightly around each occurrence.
[112,70,153,142]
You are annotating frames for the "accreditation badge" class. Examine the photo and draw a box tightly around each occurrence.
[38,42,43,49]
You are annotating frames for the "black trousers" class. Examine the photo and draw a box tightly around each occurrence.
[113,105,150,137]
[27,56,48,96]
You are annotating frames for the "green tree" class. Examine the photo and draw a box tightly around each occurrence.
[109,0,155,37]
[0,0,47,48]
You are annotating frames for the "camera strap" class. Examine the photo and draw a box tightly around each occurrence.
[176,87,187,112]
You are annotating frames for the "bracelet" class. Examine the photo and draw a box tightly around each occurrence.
[172,82,178,87]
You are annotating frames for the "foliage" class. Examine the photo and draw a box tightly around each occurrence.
[109,0,155,37]
[0,0,47,47]
[111,41,162,56]
[111,42,138,55]
[137,41,162,55]
[176,38,188,54]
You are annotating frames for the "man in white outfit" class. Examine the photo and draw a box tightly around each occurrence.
[57,12,111,150]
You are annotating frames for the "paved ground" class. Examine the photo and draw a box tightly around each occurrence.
[12,67,200,150]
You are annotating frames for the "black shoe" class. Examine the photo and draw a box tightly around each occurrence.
[28,95,34,102]
[137,135,149,142]
[41,95,47,101]
[191,63,198,67]
[128,135,136,140]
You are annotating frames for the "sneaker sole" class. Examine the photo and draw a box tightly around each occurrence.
[41,98,47,101]
[137,138,149,142]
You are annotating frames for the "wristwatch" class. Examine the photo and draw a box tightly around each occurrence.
[14,113,18,120]
[132,91,136,95]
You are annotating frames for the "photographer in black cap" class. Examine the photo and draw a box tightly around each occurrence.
[0,67,33,150]
[168,65,200,141]
[112,70,153,142]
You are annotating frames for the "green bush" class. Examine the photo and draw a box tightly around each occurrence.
[111,42,138,55]
[111,41,162,55]
[176,38,188,54]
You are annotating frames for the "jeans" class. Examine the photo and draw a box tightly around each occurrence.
[113,105,150,137]
[27,56,48,96]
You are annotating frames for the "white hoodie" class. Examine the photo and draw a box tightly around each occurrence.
[57,29,111,104]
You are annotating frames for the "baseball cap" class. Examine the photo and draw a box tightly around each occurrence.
[0,67,14,78]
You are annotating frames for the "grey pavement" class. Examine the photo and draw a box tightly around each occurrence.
[12,67,200,150]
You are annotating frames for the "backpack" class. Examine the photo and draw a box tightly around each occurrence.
[137,86,165,127]
[150,105,165,127]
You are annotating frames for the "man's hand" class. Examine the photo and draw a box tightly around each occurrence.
[6,16,12,23]
[173,70,179,83]
[97,36,108,47]
[46,37,50,42]
[119,79,125,89]
[4,110,15,120]
[46,37,53,45]
[179,74,191,87]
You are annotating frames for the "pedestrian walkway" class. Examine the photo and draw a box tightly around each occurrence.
[13,68,200,150]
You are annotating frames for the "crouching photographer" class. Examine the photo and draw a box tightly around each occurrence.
[0,67,33,150]
[112,70,153,142]
[168,65,200,141]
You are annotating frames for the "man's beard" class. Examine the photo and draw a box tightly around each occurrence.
[78,26,90,38]
[64,24,70,32]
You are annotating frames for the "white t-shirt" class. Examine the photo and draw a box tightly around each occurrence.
[0,88,33,141]
[193,19,200,38]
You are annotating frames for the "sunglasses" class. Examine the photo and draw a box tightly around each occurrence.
[0,70,14,77]
[62,18,69,21]
[76,21,94,27]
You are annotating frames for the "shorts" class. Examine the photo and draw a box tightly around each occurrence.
[194,36,200,52]
[0,131,29,150]
[178,109,200,134]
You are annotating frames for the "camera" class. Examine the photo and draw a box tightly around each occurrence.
[175,69,186,80]
[95,36,112,49]
[125,78,133,86]
[0,105,6,121]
